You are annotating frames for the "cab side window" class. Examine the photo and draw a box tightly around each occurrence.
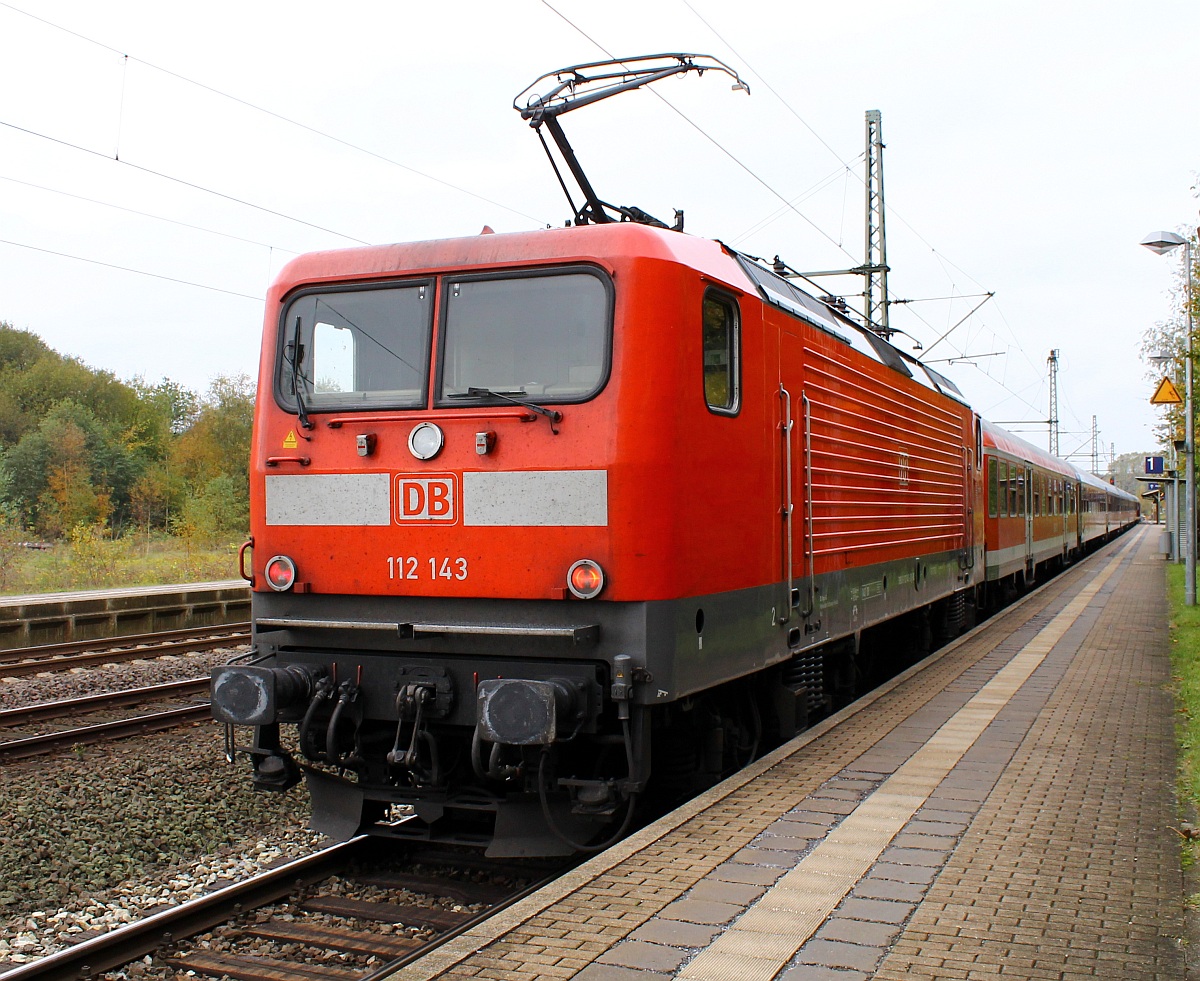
[703,291,740,414]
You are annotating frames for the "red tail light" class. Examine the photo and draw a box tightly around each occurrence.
[264,555,297,592]
[567,559,605,599]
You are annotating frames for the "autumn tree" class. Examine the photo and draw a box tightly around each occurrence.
[169,374,254,544]
[2,402,136,536]
[0,325,251,547]
[39,422,113,536]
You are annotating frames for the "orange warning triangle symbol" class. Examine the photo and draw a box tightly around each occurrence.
[283,430,299,448]
[1151,377,1183,405]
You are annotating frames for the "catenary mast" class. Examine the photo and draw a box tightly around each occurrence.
[864,110,890,338]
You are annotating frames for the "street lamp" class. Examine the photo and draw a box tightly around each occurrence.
[1142,229,1195,606]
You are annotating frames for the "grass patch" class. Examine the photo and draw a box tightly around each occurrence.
[1167,562,1200,873]
[0,533,241,595]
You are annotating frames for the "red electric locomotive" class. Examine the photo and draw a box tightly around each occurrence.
[211,54,1137,855]
[212,221,994,854]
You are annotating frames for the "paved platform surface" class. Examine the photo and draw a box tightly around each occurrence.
[392,525,1183,980]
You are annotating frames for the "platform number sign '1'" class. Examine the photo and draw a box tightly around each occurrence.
[1145,456,1165,475]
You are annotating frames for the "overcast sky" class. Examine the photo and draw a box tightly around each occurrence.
[0,0,1196,467]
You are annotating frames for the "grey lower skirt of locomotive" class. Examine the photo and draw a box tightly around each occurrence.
[208,599,812,857]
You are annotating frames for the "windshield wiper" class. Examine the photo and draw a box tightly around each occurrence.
[449,387,561,434]
[288,316,314,431]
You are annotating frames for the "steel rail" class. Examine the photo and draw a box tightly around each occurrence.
[0,838,369,981]
[0,678,209,727]
[0,704,213,761]
[0,628,250,678]
[0,623,251,665]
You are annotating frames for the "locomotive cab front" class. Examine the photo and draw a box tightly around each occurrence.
[214,224,774,855]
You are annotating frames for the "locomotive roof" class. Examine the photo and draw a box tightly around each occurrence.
[271,222,741,290]
[271,222,971,408]
[726,249,969,406]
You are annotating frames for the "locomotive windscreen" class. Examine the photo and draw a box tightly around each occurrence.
[437,269,610,403]
[277,282,433,411]
[275,270,611,414]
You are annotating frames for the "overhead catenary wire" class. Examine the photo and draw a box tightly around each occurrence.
[0,118,372,245]
[0,2,1132,453]
[538,0,858,261]
[677,0,1071,428]
[639,2,1066,428]
[680,0,856,171]
[0,0,548,228]
[679,0,997,295]
[0,237,262,301]
[731,158,865,245]
[0,174,302,254]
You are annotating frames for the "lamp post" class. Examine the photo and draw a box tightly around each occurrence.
[1142,230,1195,606]
[1149,350,1180,559]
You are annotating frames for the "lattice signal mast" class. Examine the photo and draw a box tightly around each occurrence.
[863,110,890,338]
[1048,349,1060,455]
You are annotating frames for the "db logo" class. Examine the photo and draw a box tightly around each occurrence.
[395,474,458,523]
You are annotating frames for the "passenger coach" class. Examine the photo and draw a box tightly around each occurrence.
[982,421,1139,594]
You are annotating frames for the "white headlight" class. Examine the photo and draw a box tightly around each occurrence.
[408,422,444,461]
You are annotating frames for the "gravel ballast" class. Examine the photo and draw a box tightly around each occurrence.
[0,649,325,962]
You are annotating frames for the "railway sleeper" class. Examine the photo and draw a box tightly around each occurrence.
[237,921,421,958]
[166,951,362,981]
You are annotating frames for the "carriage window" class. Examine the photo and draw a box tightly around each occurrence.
[988,458,998,518]
[999,460,1008,517]
[702,291,740,414]
[278,283,432,411]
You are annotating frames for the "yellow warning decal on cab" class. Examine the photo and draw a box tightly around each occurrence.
[283,430,299,448]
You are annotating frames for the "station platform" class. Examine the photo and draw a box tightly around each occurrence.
[0,580,248,649]
[390,524,1183,981]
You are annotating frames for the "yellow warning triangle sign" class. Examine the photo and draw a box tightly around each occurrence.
[283,430,299,448]
[1151,377,1183,405]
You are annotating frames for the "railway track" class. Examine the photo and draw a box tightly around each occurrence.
[0,678,213,761]
[0,624,250,679]
[0,839,565,981]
